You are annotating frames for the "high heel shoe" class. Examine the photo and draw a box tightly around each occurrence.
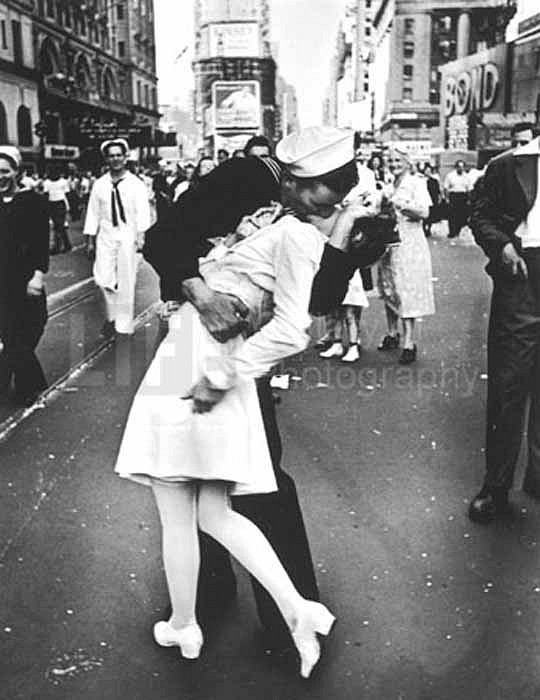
[290,601,336,679]
[153,620,204,659]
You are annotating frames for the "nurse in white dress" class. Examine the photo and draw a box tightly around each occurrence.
[114,127,359,678]
[83,139,151,335]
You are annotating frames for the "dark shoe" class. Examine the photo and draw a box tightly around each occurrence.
[100,320,116,339]
[377,333,400,351]
[468,486,509,523]
[399,345,417,364]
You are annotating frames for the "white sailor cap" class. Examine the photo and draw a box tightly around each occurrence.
[0,145,22,169]
[276,126,355,178]
[100,138,130,156]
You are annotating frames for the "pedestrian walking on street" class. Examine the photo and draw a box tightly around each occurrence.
[468,122,540,523]
[116,127,363,678]
[443,159,471,239]
[42,166,71,254]
[377,149,435,364]
[83,139,151,337]
[0,146,49,406]
[142,127,385,662]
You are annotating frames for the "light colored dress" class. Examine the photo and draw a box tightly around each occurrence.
[114,214,325,495]
[377,174,435,319]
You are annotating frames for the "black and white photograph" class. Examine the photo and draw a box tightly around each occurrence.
[1,0,540,698]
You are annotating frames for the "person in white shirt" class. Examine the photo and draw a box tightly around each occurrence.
[42,168,71,254]
[443,160,471,238]
[83,139,151,336]
[114,126,360,678]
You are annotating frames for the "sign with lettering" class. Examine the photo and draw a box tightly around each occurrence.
[208,22,260,57]
[213,81,261,130]
[440,45,508,120]
[44,144,81,159]
[443,63,499,117]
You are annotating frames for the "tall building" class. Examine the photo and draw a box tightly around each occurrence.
[324,1,375,133]
[30,0,159,169]
[192,0,277,154]
[371,0,517,147]
[0,1,40,159]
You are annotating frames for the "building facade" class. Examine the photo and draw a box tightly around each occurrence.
[371,0,516,148]
[192,0,277,154]
[324,1,375,133]
[511,9,540,119]
[28,0,160,169]
[0,1,39,159]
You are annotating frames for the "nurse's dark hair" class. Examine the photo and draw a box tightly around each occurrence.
[283,159,358,195]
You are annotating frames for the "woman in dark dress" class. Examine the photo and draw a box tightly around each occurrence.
[0,146,49,405]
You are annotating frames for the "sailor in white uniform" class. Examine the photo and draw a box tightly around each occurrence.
[83,139,151,335]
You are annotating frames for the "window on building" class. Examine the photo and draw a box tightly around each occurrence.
[151,87,157,110]
[37,0,44,16]
[404,18,414,35]
[0,101,7,142]
[46,0,54,17]
[11,20,22,65]
[363,82,369,92]
[1,20,7,50]
[117,3,124,20]
[65,6,71,28]
[403,86,413,101]
[404,40,414,59]
[365,26,371,36]
[403,64,413,79]
[80,15,86,35]
[118,41,125,57]
[137,81,142,104]
[17,106,32,146]
[56,1,62,25]
[144,84,149,108]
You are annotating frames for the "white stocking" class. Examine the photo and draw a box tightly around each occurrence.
[152,481,199,629]
[197,481,304,626]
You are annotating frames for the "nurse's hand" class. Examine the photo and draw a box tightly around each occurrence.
[182,376,227,414]
[182,278,249,343]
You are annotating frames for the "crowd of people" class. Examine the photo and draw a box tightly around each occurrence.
[2,119,540,680]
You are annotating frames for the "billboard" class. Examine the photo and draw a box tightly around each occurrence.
[209,22,259,57]
[213,81,261,130]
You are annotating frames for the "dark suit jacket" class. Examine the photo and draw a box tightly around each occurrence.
[0,190,49,339]
[470,145,538,275]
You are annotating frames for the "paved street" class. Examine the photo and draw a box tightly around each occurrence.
[2,229,540,700]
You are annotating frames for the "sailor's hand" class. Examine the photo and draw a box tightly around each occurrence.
[182,278,249,343]
[182,376,227,414]
[502,242,528,279]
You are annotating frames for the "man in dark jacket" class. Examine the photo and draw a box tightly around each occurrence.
[143,147,385,646]
[469,122,540,522]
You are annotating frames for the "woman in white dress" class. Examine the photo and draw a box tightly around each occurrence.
[114,127,358,678]
[377,149,435,364]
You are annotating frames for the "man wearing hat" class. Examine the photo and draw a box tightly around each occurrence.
[143,126,384,650]
[83,139,151,336]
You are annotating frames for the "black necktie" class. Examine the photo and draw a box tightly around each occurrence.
[111,179,126,227]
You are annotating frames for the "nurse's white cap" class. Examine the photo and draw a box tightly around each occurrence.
[0,145,22,169]
[276,126,355,178]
